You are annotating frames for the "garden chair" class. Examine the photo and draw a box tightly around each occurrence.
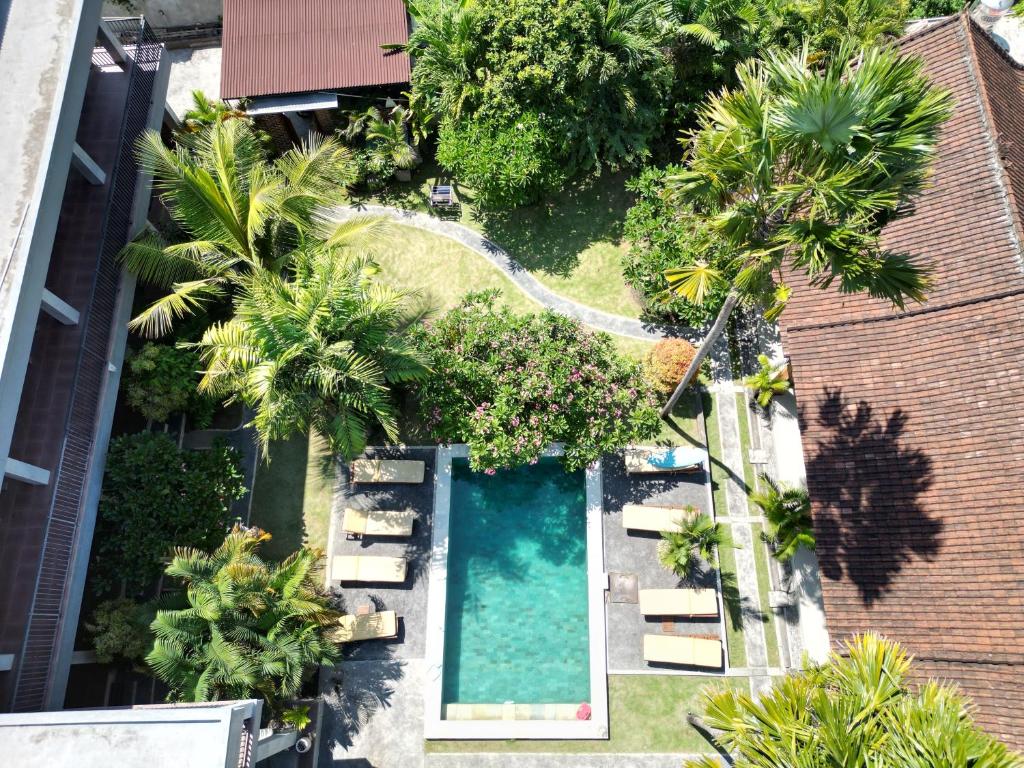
[328,610,398,642]
[639,588,718,618]
[331,555,407,583]
[625,446,706,474]
[621,503,700,533]
[350,459,425,483]
[343,508,416,538]
[429,184,456,207]
[643,634,722,668]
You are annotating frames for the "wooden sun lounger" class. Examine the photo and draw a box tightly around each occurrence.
[639,588,718,618]
[624,447,705,474]
[343,508,416,537]
[332,555,407,583]
[327,610,398,643]
[621,503,700,533]
[643,635,722,668]
[350,459,425,484]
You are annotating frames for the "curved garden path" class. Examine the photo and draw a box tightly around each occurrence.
[337,204,695,342]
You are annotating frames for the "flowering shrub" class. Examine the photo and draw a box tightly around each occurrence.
[414,292,661,471]
[646,338,699,394]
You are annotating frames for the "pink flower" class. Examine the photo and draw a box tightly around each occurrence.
[485,468,496,475]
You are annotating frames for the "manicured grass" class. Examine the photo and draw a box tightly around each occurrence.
[425,675,742,754]
[733,391,757,493]
[655,388,704,447]
[361,162,642,319]
[716,536,748,670]
[248,433,334,561]
[703,391,727,521]
[752,523,782,669]
[609,334,654,363]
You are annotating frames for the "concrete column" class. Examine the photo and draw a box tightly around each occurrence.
[40,289,80,325]
[71,142,106,186]
[4,457,51,486]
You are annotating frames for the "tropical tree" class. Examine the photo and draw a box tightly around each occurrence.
[147,527,340,707]
[364,106,418,174]
[181,90,247,132]
[770,0,909,61]
[658,44,953,417]
[684,634,1022,767]
[750,472,813,561]
[657,512,725,578]
[742,353,790,408]
[121,118,363,337]
[194,245,429,458]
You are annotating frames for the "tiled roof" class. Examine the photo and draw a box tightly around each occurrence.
[779,14,1024,748]
[219,0,411,100]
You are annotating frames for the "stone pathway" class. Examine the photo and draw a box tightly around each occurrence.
[334,204,697,342]
[425,753,718,767]
[708,335,772,696]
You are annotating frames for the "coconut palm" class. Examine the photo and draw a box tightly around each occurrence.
[742,353,790,408]
[121,118,364,337]
[658,512,725,578]
[658,44,953,416]
[181,89,247,132]
[750,472,813,561]
[194,245,430,458]
[684,634,1021,767]
[146,527,339,707]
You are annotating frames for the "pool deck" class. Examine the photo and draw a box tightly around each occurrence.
[602,450,727,674]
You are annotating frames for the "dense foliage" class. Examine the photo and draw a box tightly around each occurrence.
[147,528,339,707]
[124,342,215,426]
[743,353,791,408]
[196,245,429,458]
[401,0,672,207]
[750,472,814,561]
[414,291,660,471]
[685,634,1021,767]
[90,433,246,596]
[86,598,154,665]
[645,338,699,394]
[907,0,963,17]
[657,512,724,578]
[623,166,735,324]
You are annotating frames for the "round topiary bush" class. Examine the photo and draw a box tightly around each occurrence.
[645,338,698,394]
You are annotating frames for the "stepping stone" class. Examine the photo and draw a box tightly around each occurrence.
[608,572,638,603]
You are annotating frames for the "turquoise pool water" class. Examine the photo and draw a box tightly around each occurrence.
[442,457,591,705]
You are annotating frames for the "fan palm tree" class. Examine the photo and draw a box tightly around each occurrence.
[684,634,1021,766]
[773,0,909,62]
[121,118,364,337]
[181,89,248,132]
[194,245,430,458]
[146,526,340,707]
[365,107,418,172]
[742,353,790,408]
[658,512,725,578]
[749,472,813,561]
[658,44,953,417]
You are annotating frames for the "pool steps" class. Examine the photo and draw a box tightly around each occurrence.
[444,703,583,721]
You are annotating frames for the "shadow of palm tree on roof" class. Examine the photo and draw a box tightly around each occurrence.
[807,388,941,605]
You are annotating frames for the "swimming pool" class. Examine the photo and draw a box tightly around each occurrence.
[442,457,590,706]
[424,444,609,739]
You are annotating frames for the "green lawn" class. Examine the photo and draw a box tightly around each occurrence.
[655,387,705,447]
[360,162,642,319]
[752,523,782,669]
[733,391,757,492]
[248,433,334,562]
[425,675,741,754]
[716,537,747,669]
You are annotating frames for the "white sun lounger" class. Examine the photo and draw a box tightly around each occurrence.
[643,635,722,668]
[350,459,425,484]
[332,555,408,583]
[343,508,416,537]
[328,610,398,643]
[621,503,700,532]
[639,588,718,618]
[625,447,706,474]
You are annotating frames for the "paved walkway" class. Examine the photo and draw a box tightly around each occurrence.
[425,753,719,767]
[708,335,772,696]
[334,204,696,342]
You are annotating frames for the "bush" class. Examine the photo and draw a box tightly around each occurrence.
[413,291,661,471]
[907,0,963,17]
[645,339,699,395]
[436,112,567,210]
[86,598,154,665]
[124,342,215,427]
[90,432,246,596]
[622,167,736,325]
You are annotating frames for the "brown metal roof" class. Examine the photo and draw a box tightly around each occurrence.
[779,15,1024,749]
[220,0,411,100]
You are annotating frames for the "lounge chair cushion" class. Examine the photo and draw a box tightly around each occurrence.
[332,555,407,583]
[328,610,398,643]
[351,459,425,484]
[643,635,722,668]
[621,503,700,532]
[639,588,718,618]
[343,508,416,537]
[625,447,706,474]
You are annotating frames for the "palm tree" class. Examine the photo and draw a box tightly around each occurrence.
[773,0,909,61]
[658,512,725,578]
[658,44,953,417]
[742,353,790,408]
[388,0,486,118]
[365,107,418,174]
[181,89,247,132]
[146,527,340,707]
[749,472,813,561]
[683,634,1021,766]
[194,246,430,458]
[121,118,363,337]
